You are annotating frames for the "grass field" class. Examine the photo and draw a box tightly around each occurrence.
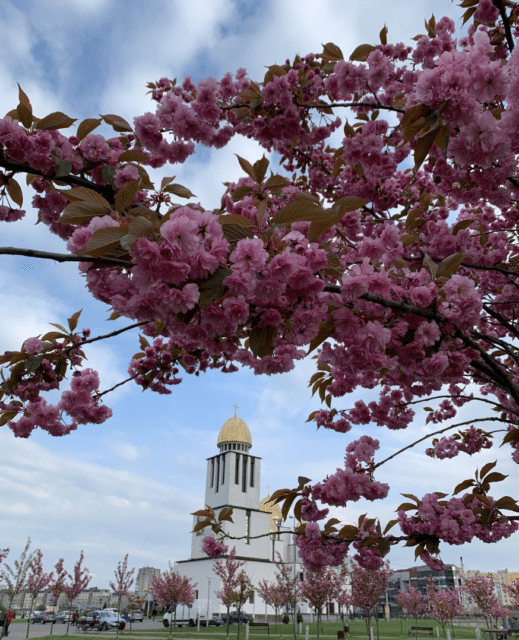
[18,617,489,640]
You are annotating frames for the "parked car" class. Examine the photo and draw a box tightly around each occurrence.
[210,615,224,626]
[79,610,125,631]
[124,609,143,622]
[31,611,57,624]
[55,611,72,623]
[221,612,251,625]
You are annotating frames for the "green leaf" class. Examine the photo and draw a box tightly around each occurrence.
[117,149,149,163]
[480,460,497,478]
[68,310,82,332]
[453,479,475,495]
[274,199,324,224]
[248,326,276,358]
[35,111,76,131]
[115,179,141,212]
[101,113,133,132]
[58,201,111,225]
[55,159,73,178]
[79,226,127,257]
[349,44,376,62]
[77,117,102,141]
[436,252,466,279]
[163,183,196,199]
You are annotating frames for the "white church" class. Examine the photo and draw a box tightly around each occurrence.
[174,411,308,618]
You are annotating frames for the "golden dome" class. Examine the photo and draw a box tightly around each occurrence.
[217,415,252,447]
[260,495,283,533]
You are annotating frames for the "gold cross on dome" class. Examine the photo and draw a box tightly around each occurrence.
[234,403,239,416]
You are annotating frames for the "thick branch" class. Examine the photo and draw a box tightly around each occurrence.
[0,151,115,203]
[0,247,132,268]
[296,100,405,114]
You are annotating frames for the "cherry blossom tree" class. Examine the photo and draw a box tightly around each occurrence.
[395,586,425,628]
[0,539,33,611]
[349,562,392,640]
[299,567,340,640]
[125,593,146,631]
[505,579,519,610]
[233,572,254,640]
[62,552,91,634]
[48,559,67,637]
[256,580,290,631]
[24,551,52,639]
[109,554,135,632]
[151,566,196,637]
[2,0,519,572]
[426,578,464,638]
[463,573,508,626]
[273,553,300,640]
[214,547,245,639]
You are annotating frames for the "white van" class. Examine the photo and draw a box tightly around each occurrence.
[162,606,196,628]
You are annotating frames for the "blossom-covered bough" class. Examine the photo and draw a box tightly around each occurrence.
[1,0,519,572]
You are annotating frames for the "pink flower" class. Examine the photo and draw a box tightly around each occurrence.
[201,536,228,558]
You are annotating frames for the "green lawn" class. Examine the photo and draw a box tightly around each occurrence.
[26,618,485,640]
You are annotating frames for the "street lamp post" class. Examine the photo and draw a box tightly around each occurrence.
[207,578,211,623]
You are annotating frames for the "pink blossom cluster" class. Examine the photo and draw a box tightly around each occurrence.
[201,536,229,559]
[128,337,182,394]
[426,426,493,459]
[294,521,350,573]
[311,437,389,507]
[398,492,518,564]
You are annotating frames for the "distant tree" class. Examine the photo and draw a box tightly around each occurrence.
[505,579,519,610]
[256,580,290,631]
[25,551,52,639]
[350,563,392,640]
[151,566,196,638]
[126,593,146,631]
[299,567,340,640]
[109,553,135,633]
[273,553,300,640]
[48,558,67,637]
[463,573,507,626]
[0,539,33,613]
[426,578,464,638]
[62,552,91,635]
[395,586,424,627]
[233,571,254,640]
[214,548,244,640]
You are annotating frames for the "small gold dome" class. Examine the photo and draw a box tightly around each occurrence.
[260,496,283,533]
[217,416,252,447]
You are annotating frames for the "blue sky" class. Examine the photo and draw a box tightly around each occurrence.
[0,0,518,589]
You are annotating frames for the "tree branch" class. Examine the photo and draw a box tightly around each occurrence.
[0,247,132,268]
[373,417,505,470]
[0,151,116,203]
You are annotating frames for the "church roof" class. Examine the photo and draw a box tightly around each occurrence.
[217,415,252,446]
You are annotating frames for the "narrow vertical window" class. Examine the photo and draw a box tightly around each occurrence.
[246,509,251,544]
[250,458,255,487]
[221,454,225,485]
[216,457,220,493]
[210,459,214,488]
[235,454,240,484]
[242,456,248,492]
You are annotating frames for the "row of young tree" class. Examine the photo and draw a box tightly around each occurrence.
[0,541,141,638]
[148,548,519,640]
